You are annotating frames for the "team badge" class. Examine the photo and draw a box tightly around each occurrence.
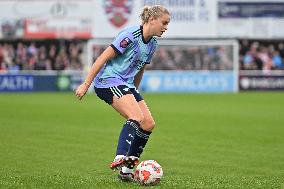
[120,37,132,48]
[104,0,133,28]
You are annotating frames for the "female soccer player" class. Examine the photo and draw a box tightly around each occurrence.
[75,5,170,181]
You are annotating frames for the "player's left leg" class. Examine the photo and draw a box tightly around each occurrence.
[127,96,155,158]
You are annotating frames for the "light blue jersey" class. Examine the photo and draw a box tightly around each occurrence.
[94,25,158,88]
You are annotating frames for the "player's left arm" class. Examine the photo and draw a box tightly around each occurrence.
[134,65,147,88]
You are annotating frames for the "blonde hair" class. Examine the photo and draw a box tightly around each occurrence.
[140,5,170,24]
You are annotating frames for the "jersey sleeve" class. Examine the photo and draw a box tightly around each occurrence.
[111,31,134,55]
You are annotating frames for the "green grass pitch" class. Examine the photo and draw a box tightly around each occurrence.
[0,92,284,188]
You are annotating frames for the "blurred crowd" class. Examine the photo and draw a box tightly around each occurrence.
[148,46,233,70]
[92,44,234,70]
[2,39,283,72]
[0,40,84,71]
[239,39,284,70]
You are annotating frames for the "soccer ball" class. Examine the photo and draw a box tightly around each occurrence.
[134,160,163,185]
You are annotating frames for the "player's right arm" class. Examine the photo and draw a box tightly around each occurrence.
[75,46,117,100]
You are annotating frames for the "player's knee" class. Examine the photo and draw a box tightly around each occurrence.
[141,117,155,131]
[128,113,144,124]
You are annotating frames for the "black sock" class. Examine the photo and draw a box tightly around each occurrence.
[127,127,151,158]
[116,119,139,156]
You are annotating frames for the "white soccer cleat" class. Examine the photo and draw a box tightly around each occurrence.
[117,166,134,182]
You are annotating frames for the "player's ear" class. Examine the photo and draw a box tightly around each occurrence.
[149,16,156,24]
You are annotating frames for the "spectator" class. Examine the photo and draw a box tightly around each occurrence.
[54,48,69,70]
[258,45,273,70]
[68,43,83,70]
[243,51,254,69]
[0,44,4,70]
[272,51,283,69]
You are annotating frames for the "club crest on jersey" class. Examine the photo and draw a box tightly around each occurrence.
[120,37,132,48]
[104,0,133,28]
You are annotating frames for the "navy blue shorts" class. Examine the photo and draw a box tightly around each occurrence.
[94,85,143,105]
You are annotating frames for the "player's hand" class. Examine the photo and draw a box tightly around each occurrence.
[75,83,89,100]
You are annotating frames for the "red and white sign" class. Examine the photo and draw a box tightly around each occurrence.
[24,18,92,39]
[104,0,134,28]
